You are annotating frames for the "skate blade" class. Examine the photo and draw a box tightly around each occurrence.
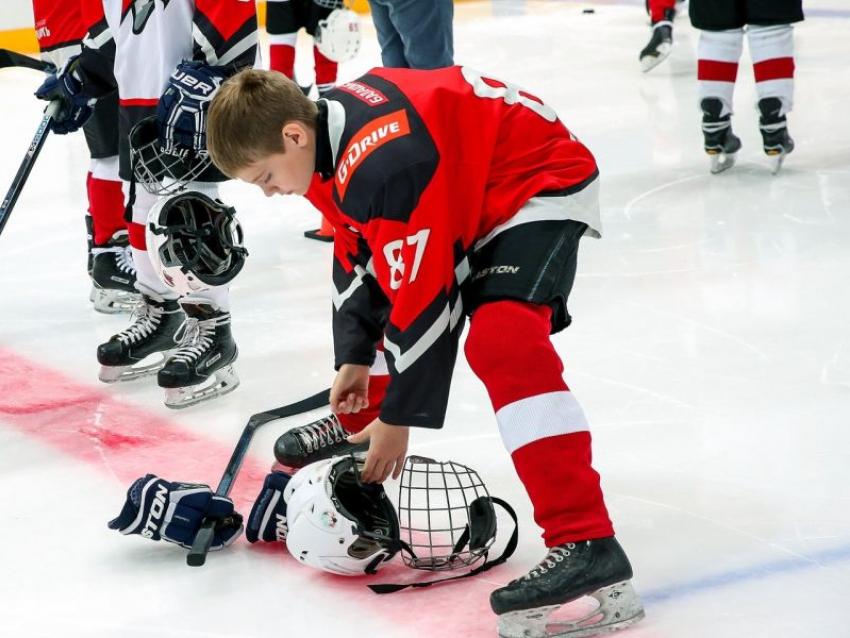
[163,366,240,409]
[708,151,737,174]
[98,351,172,384]
[498,581,645,638]
[640,45,671,73]
[92,288,141,315]
[767,152,786,175]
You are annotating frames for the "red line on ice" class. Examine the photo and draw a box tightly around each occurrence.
[0,347,504,637]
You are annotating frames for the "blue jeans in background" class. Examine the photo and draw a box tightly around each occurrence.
[367,0,454,69]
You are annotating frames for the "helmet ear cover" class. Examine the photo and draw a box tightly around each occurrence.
[466,496,498,552]
[284,456,402,576]
[331,457,401,569]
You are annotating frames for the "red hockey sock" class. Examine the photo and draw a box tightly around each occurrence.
[649,0,676,23]
[465,300,614,546]
[313,45,338,92]
[269,44,296,78]
[128,221,146,251]
[87,174,126,245]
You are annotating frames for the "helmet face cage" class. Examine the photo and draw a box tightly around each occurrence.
[129,117,213,196]
[397,456,496,571]
[152,193,246,290]
[313,0,344,8]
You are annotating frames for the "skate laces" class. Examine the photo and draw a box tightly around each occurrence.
[115,246,136,276]
[523,543,576,580]
[117,301,163,345]
[171,314,229,364]
[296,414,348,453]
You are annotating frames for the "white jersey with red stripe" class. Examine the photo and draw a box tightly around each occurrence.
[97,0,258,102]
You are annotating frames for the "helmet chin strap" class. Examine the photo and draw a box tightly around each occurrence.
[368,497,519,594]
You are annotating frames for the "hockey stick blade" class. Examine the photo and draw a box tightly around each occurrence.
[186,388,330,566]
[0,49,55,74]
[0,100,61,238]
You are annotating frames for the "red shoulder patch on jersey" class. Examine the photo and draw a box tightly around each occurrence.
[337,81,389,106]
[335,109,411,201]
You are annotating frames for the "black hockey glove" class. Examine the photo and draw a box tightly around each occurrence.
[157,61,227,158]
[108,475,243,551]
[246,470,292,543]
[34,55,95,134]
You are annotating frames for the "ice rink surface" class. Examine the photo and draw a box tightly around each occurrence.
[1,1,849,636]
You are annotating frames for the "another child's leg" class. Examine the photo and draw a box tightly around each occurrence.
[698,28,745,171]
[640,0,676,72]
[313,45,338,97]
[747,24,796,167]
[267,0,298,80]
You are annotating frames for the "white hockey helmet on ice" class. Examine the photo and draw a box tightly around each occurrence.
[284,456,400,576]
[146,191,247,296]
[315,9,362,64]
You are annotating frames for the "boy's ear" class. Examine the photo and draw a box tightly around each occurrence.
[282,122,308,148]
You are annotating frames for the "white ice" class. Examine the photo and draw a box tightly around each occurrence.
[1,1,849,637]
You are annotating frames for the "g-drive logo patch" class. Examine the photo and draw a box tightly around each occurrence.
[335,110,410,200]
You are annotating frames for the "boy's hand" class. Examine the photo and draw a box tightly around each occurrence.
[348,419,409,484]
[330,363,370,414]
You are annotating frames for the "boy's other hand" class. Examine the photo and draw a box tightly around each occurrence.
[330,363,370,414]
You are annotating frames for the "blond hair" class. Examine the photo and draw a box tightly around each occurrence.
[207,68,319,178]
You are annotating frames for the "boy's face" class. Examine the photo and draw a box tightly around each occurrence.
[235,123,315,198]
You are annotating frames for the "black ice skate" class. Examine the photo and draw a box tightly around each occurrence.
[491,537,644,638]
[758,97,795,175]
[85,214,94,277]
[157,301,239,409]
[640,9,674,72]
[273,413,369,469]
[90,229,141,314]
[96,293,184,383]
[701,98,742,174]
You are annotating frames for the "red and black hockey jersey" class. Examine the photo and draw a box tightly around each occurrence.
[306,66,600,428]
[33,0,88,53]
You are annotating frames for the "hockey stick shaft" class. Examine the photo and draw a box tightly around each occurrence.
[0,49,55,74]
[186,388,330,566]
[0,100,61,238]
